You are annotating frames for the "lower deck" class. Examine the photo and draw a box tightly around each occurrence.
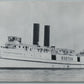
[0,48,83,68]
[0,57,83,69]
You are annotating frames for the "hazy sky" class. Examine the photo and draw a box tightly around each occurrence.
[0,1,84,52]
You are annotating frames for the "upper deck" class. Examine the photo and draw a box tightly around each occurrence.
[0,36,76,57]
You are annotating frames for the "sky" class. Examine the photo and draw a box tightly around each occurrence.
[0,1,84,52]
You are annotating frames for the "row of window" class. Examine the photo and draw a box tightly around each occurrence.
[5,44,50,53]
[18,45,50,53]
[51,55,80,63]
[61,56,73,61]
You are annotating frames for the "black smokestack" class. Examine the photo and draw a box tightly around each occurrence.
[44,25,50,47]
[33,23,39,45]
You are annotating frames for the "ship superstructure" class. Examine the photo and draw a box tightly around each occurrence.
[0,23,83,69]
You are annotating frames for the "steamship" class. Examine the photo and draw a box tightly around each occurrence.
[0,23,84,69]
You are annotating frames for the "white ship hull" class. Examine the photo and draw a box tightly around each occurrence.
[0,57,83,69]
[0,48,83,69]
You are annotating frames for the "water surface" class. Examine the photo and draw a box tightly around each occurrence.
[0,69,84,82]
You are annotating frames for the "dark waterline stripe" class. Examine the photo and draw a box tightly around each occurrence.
[0,67,84,70]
